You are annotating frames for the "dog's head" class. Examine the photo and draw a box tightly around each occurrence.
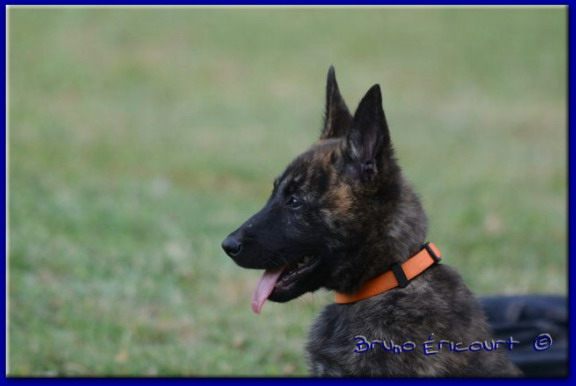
[222,67,426,313]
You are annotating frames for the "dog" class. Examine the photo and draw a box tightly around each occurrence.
[222,67,522,377]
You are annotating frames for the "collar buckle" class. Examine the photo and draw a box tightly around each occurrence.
[424,242,441,264]
[391,263,409,288]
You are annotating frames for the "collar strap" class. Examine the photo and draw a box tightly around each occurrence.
[334,242,442,304]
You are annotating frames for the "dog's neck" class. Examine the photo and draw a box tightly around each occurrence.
[329,177,428,294]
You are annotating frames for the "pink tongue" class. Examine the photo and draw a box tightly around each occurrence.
[251,267,284,314]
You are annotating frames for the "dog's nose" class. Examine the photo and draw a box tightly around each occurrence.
[222,235,243,257]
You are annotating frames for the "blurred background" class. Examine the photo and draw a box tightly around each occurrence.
[9,7,566,376]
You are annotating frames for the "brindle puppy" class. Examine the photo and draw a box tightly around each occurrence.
[222,67,522,377]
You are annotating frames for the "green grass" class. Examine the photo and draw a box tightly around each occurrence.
[8,7,566,376]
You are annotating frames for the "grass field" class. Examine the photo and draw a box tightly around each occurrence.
[8,7,566,376]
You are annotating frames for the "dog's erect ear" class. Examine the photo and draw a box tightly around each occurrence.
[346,84,392,182]
[320,66,353,140]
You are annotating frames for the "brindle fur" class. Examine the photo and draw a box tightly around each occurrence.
[222,67,522,377]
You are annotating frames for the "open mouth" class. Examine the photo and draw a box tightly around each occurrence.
[251,255,320,314]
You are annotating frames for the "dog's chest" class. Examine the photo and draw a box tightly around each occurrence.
[306,302,401,377]
[306,304,353,376]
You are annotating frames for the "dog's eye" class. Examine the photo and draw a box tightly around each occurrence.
[286,195,304,210]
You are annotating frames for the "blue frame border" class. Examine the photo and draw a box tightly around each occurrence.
[1,2,571,384]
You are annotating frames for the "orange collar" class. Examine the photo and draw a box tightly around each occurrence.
[335,242,442,304]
